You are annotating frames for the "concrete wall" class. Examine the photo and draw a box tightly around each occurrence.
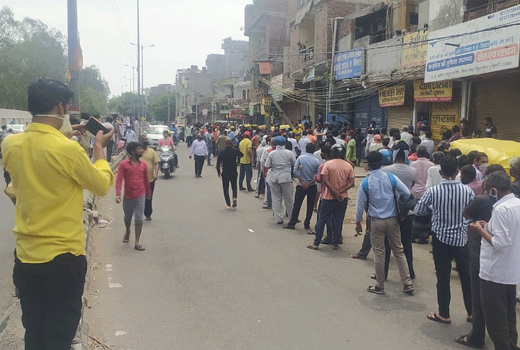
[367,37,403,75]
[428,0,464,31]
[418,0,429,28]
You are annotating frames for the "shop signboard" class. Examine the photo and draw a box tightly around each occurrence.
[430,101,460,141]
[414,80,452,102]
[403,31,429,68]
[333,48,364,80]
[425,5,520,83]
[379,85,406,107]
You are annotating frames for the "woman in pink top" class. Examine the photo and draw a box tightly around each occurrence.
[410,145,434,199]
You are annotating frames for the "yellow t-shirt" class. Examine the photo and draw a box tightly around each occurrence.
[239,138,253,164]
[141,148,160,181]
[2,123,114,264]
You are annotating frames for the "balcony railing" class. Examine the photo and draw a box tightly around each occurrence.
[464,0,520,21]
[299,45,315,62]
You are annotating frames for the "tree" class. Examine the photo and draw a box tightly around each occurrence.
[108,92,139,118]
[0,7,67,110]
[148,93,176,123]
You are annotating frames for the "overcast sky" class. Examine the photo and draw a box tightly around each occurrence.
[5,0,251,96]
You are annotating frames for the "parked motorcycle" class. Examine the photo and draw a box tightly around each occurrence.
[159,146,175,179]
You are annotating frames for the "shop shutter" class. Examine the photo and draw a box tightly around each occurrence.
[369,95,387,130]
[354,97,370,130]
[473,76,520,142]
[386,105,414,131]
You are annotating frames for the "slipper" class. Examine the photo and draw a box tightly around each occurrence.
[350,254,367,260]
[307,230,316,235]
[306,244,319,250]
[427,312,451,324]
[134,245,145,251]
[122,236,130,243]
[367,285,385,294]
[454,335,483,349]
[402,285,415,294]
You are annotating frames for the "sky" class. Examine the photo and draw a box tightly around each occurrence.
[4,0,252,96]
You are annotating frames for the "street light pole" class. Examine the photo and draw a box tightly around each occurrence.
[67,0,80,113]
[141,44,154,95]
[123,76,131,92]
[125,64,135,92]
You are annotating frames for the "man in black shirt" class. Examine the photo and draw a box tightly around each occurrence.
[217,139,243,209]
[484,117,497,138]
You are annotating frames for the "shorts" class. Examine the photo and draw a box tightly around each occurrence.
[123,196,145,224]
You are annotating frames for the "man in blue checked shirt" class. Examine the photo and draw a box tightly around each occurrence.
[284,143,321,230]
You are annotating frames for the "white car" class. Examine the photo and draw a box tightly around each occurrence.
[8,124,27,134]
[147,125,169,149]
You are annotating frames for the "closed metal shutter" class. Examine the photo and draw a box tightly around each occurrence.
[354,94,387,130]
[386,105,414,131]
[473,75,520,141]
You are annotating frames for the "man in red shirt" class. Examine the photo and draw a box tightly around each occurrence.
[116,142,151,251]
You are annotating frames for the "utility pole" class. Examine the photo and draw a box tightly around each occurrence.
[136,0,141,117]
[67,0,80,114]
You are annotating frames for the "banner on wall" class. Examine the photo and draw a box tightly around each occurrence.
[414,80,452,102]
[430,101,460,141]
[403,31,429,68]
[379,85,406,107]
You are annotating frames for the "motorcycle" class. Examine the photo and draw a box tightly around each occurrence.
[159,146,175,179]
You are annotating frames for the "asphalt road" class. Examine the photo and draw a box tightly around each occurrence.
[86,145,501,350]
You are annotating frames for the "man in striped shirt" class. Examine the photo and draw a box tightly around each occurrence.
[415,157,474,325]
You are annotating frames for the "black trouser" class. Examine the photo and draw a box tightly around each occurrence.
[106,141,114,162]
[194,155,205,176]
[432,234,472,318]
[13,253,86,350]
[467,237,485,346]
[144,180,155,218]
[288,184,317,227]
[186,136,193,147]
[385,216,415,279]
[357,217,372,257]
[480,279,518,350]
[239,164,253,190]
[222,171,238,206]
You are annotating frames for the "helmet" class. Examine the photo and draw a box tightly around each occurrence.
[330,144,346,159]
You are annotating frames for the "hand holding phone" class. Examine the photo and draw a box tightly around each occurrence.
[86,117,109,136]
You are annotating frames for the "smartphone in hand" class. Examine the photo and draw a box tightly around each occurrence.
[85,117,109,135]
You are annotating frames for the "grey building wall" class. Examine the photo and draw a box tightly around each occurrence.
[428,0,464,31]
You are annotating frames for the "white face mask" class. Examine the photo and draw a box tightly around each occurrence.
[34,114,71,134]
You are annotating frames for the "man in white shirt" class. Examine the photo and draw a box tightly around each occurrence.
[401,126,413,147]
[287,131,299,157]
[426,152,445,189]
[298,131,311,155]
[420,130,434,158]
[189,134,207,177]
[471,171,520,350]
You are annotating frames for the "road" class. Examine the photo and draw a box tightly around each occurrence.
[0,181,17,319]
[86,145,496,350]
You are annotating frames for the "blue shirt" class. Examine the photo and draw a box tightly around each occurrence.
[293,154,320,186]
[355,169,410,222]
[379,148,393,165]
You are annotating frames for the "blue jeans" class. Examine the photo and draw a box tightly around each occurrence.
[266,182,272,207]
[239,164,253,190]
[314,199,348,247]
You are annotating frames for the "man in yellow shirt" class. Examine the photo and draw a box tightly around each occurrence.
[239,131,254,191]
[2,78,114,350]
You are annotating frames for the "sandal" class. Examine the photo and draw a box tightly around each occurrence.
[350,254,367,260]
[454,335,483,349]
[307,230,316,235]
[122,235,130,243]
[367,285,385,294]
[402,285,415,294]
[134,244,146,251]
[306,244,319,250]
[427,312,451,324]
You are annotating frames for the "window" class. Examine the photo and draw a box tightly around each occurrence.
[242,90,247,99]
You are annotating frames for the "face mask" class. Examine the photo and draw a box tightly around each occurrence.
[489,187,498,204]
[479,163,488,173]
[35,114,71,134]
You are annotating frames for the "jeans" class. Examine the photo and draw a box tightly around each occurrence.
[207,150,213,165]
[288,184,317,227]
[314,199,347,247]
[239,164,253,190]
[266,182,272,207]
[222,171,238,206]
[13,253,87,350]
[432,234,472,318]
[480,279,518,350]
[256,170,265,195]
[194,155,205,176]
[186,136,193,147]
[144,181,155,219]
[384,216,415,280]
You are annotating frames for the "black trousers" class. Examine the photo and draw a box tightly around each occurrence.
[288,185,317,227]
[144,180,155,218]
[357,217,372,257]
[13,253,87,350]
[385,216,415,279]
[467,238,486,346]
[194,155,205,176]
[480,279,518,350]
[222,171,238,206]
[106,141,114,162]
[186,136,193,147]
[432,234,472,318]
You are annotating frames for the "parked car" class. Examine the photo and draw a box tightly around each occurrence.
[8,124,27,134]
[147,125,169,149]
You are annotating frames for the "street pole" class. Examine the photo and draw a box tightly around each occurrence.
[136,0,141,117]
[67,0,80,113]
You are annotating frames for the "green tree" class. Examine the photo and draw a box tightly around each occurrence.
[148,93,176,123]
[0,6,67,110]
[79,65,110,115]
[108,92,139,118]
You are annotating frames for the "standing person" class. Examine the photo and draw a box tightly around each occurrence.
[116,142,151,251]
[141,135,160,221]
[217,139,243,209]
[484,117,498,138]
[420,130,435,157]
[472,152,488,182]
[190,134,207,178]
[355,152,414,294]
[125,126,138,144]
[284,143,321,230]
[410,145,434,199]
[265,137,297,224]
[369,134,383,152]
[216,129,229,154]
[378,138,393,166]
[307,144,355,250]
[426,152,445,189]
[470,171,520,350]
[105,115,115,162]
[239,131,254,192]
[287,131,299,157]
[185,124,193,147]
[2,78,114,350]
[298,131,311,155]
[255,139,268,198]
[401,126,413,146]
[415,157,474,324]
[204,128,214,166]
[346,133,357,165]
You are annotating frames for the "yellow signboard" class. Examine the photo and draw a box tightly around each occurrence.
[403,31,429,69]
[414,80,452,102]
[430,101,460,141]
[379,85,406,107]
